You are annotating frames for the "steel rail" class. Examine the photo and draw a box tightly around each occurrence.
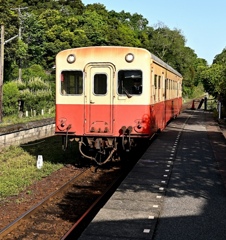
[0,168,88,239]
[61,169,125,240]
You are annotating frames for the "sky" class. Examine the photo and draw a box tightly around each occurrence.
[82,0,226,65]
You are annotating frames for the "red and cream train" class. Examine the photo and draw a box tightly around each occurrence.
[55,46,183,165]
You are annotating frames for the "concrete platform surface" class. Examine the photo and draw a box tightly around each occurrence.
[79,110,226,240]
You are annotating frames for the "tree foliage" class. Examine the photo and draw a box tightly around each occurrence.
[196,48,226,103]
[201,64,226,101]
[0,0,225,109]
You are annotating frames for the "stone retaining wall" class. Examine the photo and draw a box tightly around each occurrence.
[0,119,55,150]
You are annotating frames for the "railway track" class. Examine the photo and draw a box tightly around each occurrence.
[0,102,197,239]
[61,169,125,240]
[0,165,128,240]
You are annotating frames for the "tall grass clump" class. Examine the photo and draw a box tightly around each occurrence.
[18,77,54,114]
[2,77,55,120]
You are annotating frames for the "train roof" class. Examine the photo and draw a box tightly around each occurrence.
[58,46,182,78]
[150,52,182,78]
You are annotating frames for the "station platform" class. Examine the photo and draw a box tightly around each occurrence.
[78,109,226,240]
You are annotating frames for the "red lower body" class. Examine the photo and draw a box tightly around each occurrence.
[55,97,182,139]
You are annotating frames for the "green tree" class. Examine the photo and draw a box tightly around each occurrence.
[0,0,20,81]
[200,64,226,99]
[78,8,109,45]
[2,0,223,104]
[147,23,186,64]
[28,9,78,68]
[22,13,46,67]
[213,48,226,65]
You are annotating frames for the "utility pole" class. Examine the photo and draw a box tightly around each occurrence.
[0,25,4,122]
[11,6,28,81]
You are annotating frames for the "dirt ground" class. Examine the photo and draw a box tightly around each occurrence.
[0,164,82,230]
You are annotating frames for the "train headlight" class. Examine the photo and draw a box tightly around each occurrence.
[67,54,76,64]
[125,53,134,63]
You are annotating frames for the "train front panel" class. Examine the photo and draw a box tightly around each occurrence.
[55,46,153,139]
[55,46,182,164]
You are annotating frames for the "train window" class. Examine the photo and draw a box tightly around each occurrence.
[158,76,161,89]
[154,75,157,89]
[164,79,167,99]
[61,71,83,95]
[94,74,107,95]
[118,70,142,95]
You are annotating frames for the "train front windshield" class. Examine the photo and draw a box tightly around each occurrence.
[118,70,143,95]
[61,71,83,95]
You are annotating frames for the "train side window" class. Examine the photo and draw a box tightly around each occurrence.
[165,78,168,99]
[158,76,161,89]
[154,74,158,101]
[61,71,83,95]
[118,70,142,95]
[94,74,107,95]
[158,76,161,101]
[154,75,157,89]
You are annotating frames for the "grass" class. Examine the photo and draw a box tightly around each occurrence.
[0,136,79,200]
[0,112,55,127]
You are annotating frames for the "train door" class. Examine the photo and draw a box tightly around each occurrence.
[84,63,115,135]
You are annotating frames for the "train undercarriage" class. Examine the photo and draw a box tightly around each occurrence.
[61,135,145,166]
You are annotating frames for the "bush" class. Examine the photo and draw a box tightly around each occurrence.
[3,82,20,115]
[2,77,55,117]
[19,78,54,113]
